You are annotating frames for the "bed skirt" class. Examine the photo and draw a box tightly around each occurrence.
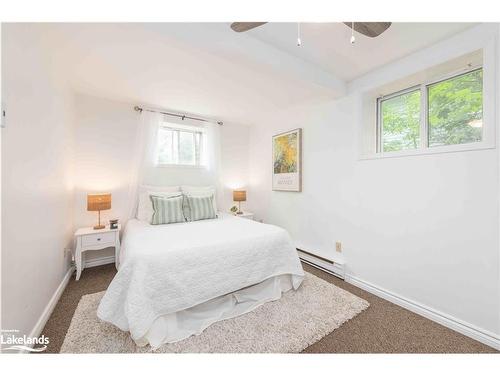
[133,274,298,348]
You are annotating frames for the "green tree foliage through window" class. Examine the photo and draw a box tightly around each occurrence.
[378,68,483,153]
[157,125,204,166]
[381,89,421,152]
[428,69,483,147]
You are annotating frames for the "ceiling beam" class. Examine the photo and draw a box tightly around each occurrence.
[141,23,347,98]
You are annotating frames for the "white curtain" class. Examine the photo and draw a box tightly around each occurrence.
[204,121,223,209]
[126,110,223,220]
[126,110,162,220]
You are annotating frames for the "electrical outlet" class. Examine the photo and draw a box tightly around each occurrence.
[335,241,342,253]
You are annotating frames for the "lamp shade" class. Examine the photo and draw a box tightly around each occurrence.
[233,190,246,202]
[87,193,111,211]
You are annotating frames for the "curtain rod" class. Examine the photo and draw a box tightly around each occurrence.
[134,106,223,126]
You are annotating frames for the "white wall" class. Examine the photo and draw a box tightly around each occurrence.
[248,24,500,340]
[73,93,250,260]
[73,94,138,230]
[220,124,250,211]
[1,24,75,338]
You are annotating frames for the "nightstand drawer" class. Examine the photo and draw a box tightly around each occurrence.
[81,232,115,247]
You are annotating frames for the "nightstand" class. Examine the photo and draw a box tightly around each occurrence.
[236,212,254,220]
[74,225,121,281]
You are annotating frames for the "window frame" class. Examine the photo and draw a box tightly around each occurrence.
[155,123,206,168]
[376,66,485,155]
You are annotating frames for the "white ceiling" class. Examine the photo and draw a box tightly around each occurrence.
[246,22,476,81]
[42,22,477,125]
[45,23,339,126]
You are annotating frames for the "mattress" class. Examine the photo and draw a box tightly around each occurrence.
[97,214,304,348]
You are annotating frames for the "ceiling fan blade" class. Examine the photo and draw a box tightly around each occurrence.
[230,22,267,32]
[343,22,392,37]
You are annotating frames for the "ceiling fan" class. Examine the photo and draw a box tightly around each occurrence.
[230,22,392,38]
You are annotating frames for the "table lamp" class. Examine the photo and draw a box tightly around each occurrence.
[233,190,246,215]
[87,193,111,230]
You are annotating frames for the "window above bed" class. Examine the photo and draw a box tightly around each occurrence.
[156,122,207,167]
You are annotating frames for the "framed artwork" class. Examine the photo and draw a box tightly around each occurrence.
[272,128,302,192]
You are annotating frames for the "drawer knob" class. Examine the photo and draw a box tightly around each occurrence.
[97,238,101,241]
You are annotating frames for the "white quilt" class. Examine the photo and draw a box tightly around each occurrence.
[97,215,304,342]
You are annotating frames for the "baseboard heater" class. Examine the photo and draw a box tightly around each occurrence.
[297,248,345,280]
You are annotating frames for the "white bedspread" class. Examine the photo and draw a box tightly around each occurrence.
[97,214,304,343]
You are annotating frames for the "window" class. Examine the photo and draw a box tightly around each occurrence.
[427,69,483,147]
[377,68,483,153]
[379,88,421,152]
[156,123,205,166]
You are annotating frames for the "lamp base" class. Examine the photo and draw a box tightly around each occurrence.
[93,210,105,230]
[236,201,244,215]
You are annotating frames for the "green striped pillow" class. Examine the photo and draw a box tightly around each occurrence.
[185,195,216,221]
[150,194,186,225]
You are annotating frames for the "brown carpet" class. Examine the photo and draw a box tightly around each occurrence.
[40,262,497,353]
[60,273,369,353]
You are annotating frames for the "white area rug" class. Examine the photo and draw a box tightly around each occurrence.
[60,272,369,353]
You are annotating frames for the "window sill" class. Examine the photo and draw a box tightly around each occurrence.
[358,142,495,161]
[155,164,207,169]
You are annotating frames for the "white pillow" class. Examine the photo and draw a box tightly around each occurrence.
[137,185,181,222]
[181,185,217,213]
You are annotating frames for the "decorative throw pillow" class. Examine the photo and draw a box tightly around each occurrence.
[185,195,217,221]
[136,185,181,222]
[150,194,186,225]
[181,185,218,213]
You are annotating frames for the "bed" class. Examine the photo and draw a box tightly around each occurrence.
[97,213,304,348]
